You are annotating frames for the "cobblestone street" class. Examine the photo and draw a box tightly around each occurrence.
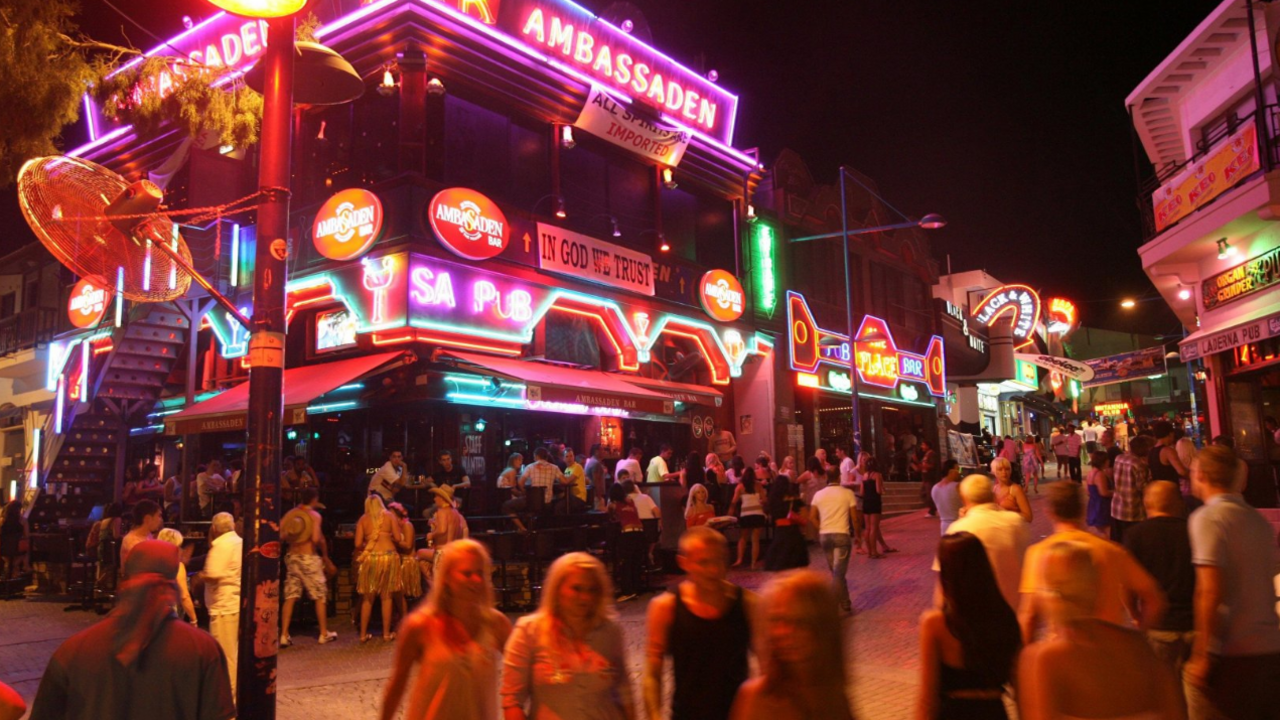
[1,491,1054,719]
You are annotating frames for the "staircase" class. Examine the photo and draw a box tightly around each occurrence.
[881,481,928,517]
[26,302,191,528]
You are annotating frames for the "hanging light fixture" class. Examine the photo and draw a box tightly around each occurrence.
[426,76,446,96]
[1177,287,1192,301]
[745,203,758,223]
[658,233,670,253]
[560,125,576,150]
[1216,238,1237,260]
[377,63,399,96]
[610,216,621,238]
[661,166,677,189]
[554,195,567,219]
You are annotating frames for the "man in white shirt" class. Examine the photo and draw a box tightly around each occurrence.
[1082,420,1100,453]
[615,447,643,486]
[836,447,857,489]
[201,512,242,697]
[196,460,227,518]
[933,474,1029,610]
[367,449,406,503]
[646,444,681,484]
[811,467,858,613]
[1065,424,1084,482]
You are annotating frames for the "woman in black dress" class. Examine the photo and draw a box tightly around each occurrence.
[0,499,25,580]
[860,454,895,558]
[917,532,1021,719]
[763,473,809,571]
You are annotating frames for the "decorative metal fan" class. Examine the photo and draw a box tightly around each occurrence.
[18,156,194,302]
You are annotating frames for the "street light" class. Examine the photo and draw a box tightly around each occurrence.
[199,1,359,716]
[790,166,946,454]
[1120,299,1137,309]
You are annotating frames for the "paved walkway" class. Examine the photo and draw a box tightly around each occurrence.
[0,489,1056,719]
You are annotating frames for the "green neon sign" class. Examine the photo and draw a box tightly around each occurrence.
[752,221,777,318]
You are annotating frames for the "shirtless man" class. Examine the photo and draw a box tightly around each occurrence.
[645,526,757,720]
[415,485,469,582]
[280,489,336,646]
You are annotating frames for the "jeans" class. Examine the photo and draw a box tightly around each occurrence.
[1067,456,1082,482]
[819,533,852,611]
[1146,630,1194,712]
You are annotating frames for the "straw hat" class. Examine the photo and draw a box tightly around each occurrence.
[281,507,315,545]
[429,484,455,504]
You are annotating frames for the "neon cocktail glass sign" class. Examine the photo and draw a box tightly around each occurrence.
[787,290,946,397]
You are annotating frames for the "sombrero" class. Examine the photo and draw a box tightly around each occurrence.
[429,484,455,504]
[281,507,315,545]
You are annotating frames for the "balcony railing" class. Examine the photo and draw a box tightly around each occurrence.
[0,308,60,357]
[1137,105,1280,241]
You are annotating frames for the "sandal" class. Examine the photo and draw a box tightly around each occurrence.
[318,631,337,644]
[884,548,899,553]
[383,631,397,642]
[360,634,372,644]
[279,635,292,648]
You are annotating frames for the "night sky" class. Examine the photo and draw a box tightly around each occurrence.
[3,0,1222,336]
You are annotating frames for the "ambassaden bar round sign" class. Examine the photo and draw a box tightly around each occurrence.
[67,277,109,328]
[312,188,384,261]
[699,269,745,322]
[428,188,510,261]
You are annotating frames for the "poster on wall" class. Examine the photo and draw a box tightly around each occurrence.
[947,430,979,468]
[536,222,655,296]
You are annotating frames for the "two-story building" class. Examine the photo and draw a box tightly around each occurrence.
[1129,0,1280,505]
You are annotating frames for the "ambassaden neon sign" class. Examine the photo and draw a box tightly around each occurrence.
[76,0,740,152]
[239,252,770,385]
[787,291,946,398]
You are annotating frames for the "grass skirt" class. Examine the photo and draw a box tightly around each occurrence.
[399,553,422,598]
[357,551,401,595]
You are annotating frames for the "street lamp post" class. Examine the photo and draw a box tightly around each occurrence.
[790,166,946,456]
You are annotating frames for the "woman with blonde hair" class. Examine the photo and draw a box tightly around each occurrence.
[501,552,635,720]
[356,493,404,643]
[684,483,715,528]
[729,569,853,720]
[1017,542,1184,720]
[381,539,512,720]
[990,458,1032,523]
[156,527,197,624]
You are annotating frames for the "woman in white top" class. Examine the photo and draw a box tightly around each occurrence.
[381,539,512,720]
[501,553,635,720]
[731,467,767,569]
[156,527,196,624]
[1017,541,1184,720]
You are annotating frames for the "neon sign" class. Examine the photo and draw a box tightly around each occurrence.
[68,278,109,329]
[513,0,733,141]
[1095,401,1130,416]
[313,188,383,260]
[972,284,1041,349]
[429,188,510,261]
[752,222,777,319]
[362,256,398,324]
[81,14,272,141]
[1046,297,1078,336]
[787,291,946,397]
[699,269,745,322]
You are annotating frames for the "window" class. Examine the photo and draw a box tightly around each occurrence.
[442,95,550,212]
[0,293,14,319]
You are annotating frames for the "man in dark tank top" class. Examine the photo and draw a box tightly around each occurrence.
[643,526,758,720]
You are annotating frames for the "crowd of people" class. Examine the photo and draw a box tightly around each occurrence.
[6,414,1279,720]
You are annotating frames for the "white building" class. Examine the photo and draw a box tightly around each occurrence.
[1128,0,1280,505]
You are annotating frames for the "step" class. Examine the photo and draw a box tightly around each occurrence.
[123,323,185,343]
[133,308,190,330]
[114,339,181,358]
[107,354,177,374]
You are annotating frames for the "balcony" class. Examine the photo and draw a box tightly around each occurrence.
[0,308,59,360]
[1137,106,1280,241]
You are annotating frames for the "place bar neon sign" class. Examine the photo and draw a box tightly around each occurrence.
[787,290,945,397]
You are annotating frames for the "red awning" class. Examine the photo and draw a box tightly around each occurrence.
[623,376,723,407]
[442,351,674,416]
[163,351,411,435]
